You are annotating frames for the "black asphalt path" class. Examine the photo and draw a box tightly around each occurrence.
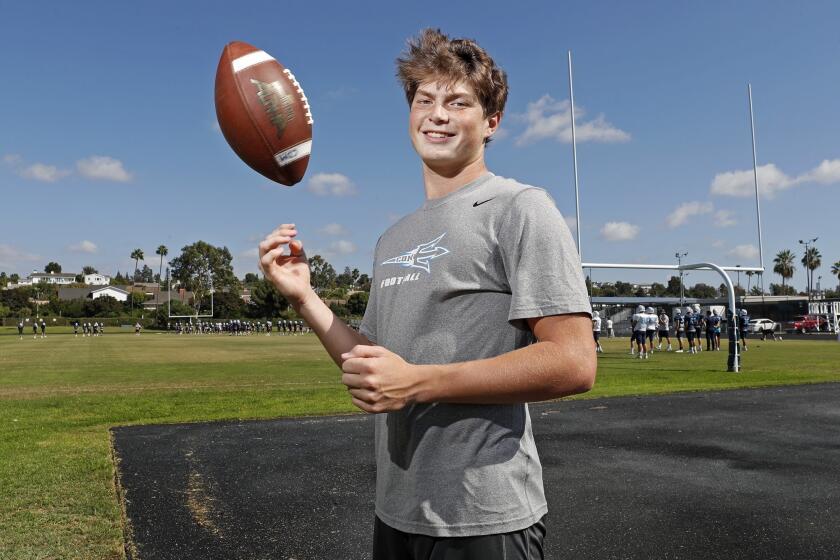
[111,383,840,559]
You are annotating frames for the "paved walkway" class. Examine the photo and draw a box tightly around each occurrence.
[112,383,840,559]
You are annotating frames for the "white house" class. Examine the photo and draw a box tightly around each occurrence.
[27,271,76,285]
[91,286,129,302]
[84,273,111,286]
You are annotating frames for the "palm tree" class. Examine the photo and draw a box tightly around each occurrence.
[801,247,821,296]
[155,244,168,306]
[130,249,144,283]
[773,250,795,290]
[155,245,168,285]
[832,260,840,292]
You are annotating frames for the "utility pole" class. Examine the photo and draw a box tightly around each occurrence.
[799,237,818,300]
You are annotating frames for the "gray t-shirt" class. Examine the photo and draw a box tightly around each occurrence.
[359,173,591,537]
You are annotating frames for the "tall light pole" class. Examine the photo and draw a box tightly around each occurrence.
[799,237,818,300]
[676,253,685,307]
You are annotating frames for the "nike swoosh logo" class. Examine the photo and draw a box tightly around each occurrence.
[473,198,495,207]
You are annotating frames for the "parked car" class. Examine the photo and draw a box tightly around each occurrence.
[748,318,777,334]
[784,315,829,334]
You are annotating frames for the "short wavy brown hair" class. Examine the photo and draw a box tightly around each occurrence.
[396,28,508,118]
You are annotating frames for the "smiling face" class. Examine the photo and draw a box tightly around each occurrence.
[408,80,500,176]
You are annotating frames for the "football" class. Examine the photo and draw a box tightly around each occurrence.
[214,41,313,186]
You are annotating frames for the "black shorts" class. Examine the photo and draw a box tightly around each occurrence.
[687,332,695,342]
[593,331,600,341]
[373,516,546,560]
[658,330,668,340]
[646,330,655,342]
[634,331,646,345]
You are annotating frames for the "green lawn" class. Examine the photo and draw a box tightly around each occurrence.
[1,328,838,559]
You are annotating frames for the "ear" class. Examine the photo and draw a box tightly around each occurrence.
[485,111,502,139]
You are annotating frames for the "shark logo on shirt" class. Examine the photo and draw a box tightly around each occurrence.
[381,233,450,273]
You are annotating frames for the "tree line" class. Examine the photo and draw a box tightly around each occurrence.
[0,240,371,321]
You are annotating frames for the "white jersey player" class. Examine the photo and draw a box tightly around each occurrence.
[592,311,603,353]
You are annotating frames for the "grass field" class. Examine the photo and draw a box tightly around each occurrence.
[1,327,838,559]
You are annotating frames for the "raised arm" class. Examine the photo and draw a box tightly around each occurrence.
[258,224,372,367]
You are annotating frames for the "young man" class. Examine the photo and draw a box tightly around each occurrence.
[674,309,685,352]
[606,317,614,338]
[592,310,603,353]
[631,304,648,358]
[685,308,696,354]
[693,304,704,353]
[739,308,750,351]
[645,306,657,354]
[710,309,722,351]
[18,320,24,340]
[657,308,671,351]
[705,310,714,351]
[258,29,595,559]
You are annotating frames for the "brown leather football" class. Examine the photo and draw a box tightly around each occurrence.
[215,41,313,186]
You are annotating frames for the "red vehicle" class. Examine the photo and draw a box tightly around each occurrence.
[784,314,829,334]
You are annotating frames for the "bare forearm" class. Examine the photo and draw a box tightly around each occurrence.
[414,340,596,405]
[294,290,372,368]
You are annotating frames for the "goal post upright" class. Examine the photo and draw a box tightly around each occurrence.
[564,54,770,370]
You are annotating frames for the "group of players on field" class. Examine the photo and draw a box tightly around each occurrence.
[168,319,309,336]
[591,305,751,358]
[16,320,105,339]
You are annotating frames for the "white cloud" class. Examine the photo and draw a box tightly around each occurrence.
[76,156,132,182]
[712,239,726,248]
[666,201,713,228]
[319,223,349,236]
[727,244,759,260]
[600,221,639,241]
[3,154,22,165]
[329,240,356,255]
[710,163,794,198]
[713,210,737,227]
[0,244,40,268]
[307,172,358,197]
[710,158,840,199]
[68,240,98,254]
[19,163,71,182]
[799,159,840,184]
[514,95,630,146]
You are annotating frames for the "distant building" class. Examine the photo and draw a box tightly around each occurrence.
[57,286,129,302]
[84,273,111,286]
[27,271,76,285]
[91,286,129,302]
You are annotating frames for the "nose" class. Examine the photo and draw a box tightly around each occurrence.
[429,101,449,123]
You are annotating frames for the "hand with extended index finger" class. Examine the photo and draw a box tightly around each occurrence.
[257,223,311,307]
[340,344,424,413]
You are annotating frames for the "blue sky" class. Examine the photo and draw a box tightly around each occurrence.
[2,0,839,291]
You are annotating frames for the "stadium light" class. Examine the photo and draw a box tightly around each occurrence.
[799,237,818,300]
